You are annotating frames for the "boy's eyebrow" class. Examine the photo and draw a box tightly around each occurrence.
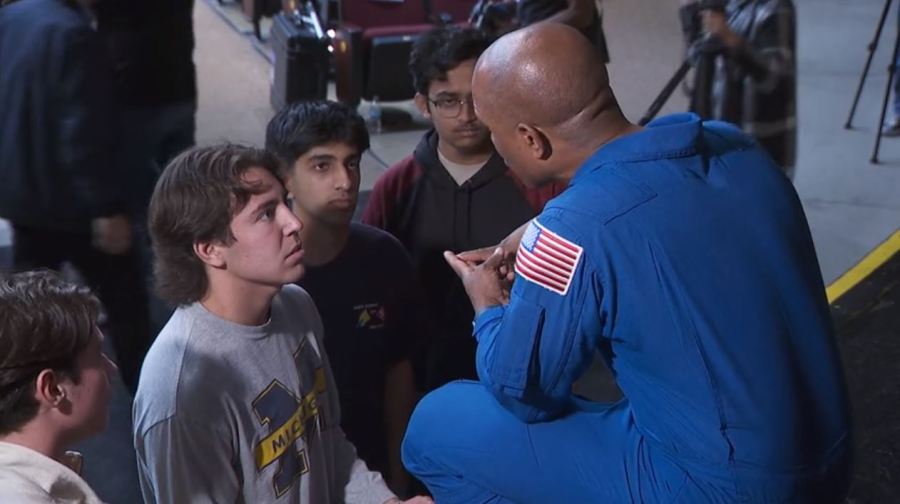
[307,153,337,162]
[248,192,285,214]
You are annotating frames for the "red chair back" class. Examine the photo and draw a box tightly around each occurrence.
[339,0,428,28]
[430,0,476,22]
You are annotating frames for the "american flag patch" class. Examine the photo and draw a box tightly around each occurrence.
[515,220,583,295]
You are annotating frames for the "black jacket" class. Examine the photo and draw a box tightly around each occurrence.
[0,0,125,230]
[96,0,196,106]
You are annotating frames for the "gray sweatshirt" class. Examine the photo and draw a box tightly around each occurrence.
[133,285,395,504]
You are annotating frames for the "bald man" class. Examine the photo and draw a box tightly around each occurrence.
[400,23,851,503]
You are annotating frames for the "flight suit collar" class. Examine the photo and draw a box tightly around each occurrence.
[572,113,703,184]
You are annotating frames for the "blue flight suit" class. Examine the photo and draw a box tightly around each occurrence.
[402,114,851,503]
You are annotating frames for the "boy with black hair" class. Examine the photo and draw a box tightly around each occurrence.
[134,145,429,504]
[266,100,420,495]
[363,26,562,391]
[0,270,116,503]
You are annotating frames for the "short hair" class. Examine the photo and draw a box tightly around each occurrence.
[0,270,99,435]
[265,100,369,176]
[409,26,491,95]
[149,144,283,306]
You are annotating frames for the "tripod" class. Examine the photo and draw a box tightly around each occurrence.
[845,0,900,163]
[639,37,723,126]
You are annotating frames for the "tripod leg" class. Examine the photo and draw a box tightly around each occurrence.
[639,59,692,126]
[871,13,900,163]
[847,0,893,129]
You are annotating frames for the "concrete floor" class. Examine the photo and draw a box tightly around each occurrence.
[1,0,898,501]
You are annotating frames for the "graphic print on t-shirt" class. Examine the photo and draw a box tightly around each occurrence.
[354,303,385,330]
[251,338,328,497]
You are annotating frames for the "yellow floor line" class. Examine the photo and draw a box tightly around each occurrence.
[827,230,900,304]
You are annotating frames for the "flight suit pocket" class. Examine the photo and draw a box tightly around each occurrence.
[490,297,545,398]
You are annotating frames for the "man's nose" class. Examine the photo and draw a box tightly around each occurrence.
[459,99,477,121]
[280,205,303,234]
[334,165,353,189]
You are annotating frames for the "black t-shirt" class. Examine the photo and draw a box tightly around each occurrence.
[517,0,610,63]
[297,223,419,475]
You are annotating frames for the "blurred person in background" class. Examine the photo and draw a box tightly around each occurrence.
[472,0,608,62]
[881,8,900,136]
[679,0,797,178]
[0,0,151,395]
[518,0,608,61]
[95,0,197,210]
[95,0,198,336]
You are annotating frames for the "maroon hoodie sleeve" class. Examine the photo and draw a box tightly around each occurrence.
[523,181,567,213]
[361,155,423,233]
[505,167,568,214]
[361,176,391,229]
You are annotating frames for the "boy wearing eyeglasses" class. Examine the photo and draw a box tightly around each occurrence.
[362,26,564,392]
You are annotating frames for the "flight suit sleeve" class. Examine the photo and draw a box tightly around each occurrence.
[473,210,606,423]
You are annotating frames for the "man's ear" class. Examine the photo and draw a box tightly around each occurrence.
[34,369,66,408]
[194,240,226,269]
[414,93,431,119]
[516,123,553,161]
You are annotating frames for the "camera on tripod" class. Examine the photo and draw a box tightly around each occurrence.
[638,0,728,125]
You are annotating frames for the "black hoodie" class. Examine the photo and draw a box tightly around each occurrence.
[363,130,563,390]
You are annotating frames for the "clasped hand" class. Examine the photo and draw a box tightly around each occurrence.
[444,247,515,315]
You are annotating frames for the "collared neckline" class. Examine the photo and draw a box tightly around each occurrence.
[571,113,703,185]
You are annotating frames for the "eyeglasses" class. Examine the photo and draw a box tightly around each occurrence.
[428,96,475,118]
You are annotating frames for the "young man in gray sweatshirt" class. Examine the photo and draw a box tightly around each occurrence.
[132,145,431,504]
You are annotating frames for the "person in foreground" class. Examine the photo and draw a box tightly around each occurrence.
[0,270,116,504]
[133,145,431,504]
[401,23,851,503]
